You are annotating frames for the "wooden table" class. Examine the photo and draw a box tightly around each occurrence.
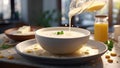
[0,34,120,68]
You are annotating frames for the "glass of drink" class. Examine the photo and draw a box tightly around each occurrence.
[94,15,108,42]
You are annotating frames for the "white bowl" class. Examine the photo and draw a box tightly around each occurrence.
[35,27,90,54]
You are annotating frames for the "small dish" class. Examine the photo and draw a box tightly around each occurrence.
[15,39,107,64]
[4,26,38,41]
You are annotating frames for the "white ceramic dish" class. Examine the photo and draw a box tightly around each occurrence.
[35,27,90,54]
[15,39,107,64]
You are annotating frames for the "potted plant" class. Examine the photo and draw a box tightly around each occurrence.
[35,10,61,27]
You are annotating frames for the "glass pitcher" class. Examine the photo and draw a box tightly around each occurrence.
[69,0,107,17]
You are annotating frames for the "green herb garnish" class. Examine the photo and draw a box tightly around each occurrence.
[61,31,64,34]
[0,43,12,49]
[56,31,64,35]
[104,40,114,51]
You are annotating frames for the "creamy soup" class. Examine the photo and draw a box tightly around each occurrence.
[38,30,85,38]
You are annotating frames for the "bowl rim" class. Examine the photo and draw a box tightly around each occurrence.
[35,27,90,39]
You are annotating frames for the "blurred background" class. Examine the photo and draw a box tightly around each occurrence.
[0,0,120,33]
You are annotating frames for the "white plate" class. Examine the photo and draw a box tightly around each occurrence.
[15,39,107,64]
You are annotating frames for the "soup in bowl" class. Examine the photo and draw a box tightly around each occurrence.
[35,27,90,54]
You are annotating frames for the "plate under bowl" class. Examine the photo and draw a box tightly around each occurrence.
[15,39,107,65]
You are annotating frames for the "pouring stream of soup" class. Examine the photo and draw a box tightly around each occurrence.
[68,0,105,31]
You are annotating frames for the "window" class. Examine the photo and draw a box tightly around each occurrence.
[0,0,21,21]
[0,0,11,19]
[112,0,120,24]
[61,0,70,25]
